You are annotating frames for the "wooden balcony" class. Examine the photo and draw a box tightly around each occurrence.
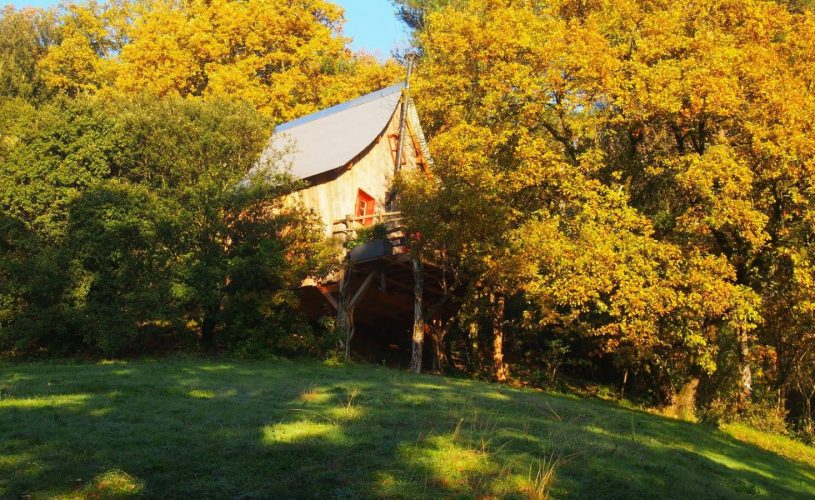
[296,211,460,368]
[331,211,409,262]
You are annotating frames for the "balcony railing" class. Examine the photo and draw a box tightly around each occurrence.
[332,211,409,260]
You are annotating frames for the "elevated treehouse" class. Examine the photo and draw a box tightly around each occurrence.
[256,84,456,371]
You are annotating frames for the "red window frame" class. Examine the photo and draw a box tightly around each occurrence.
[355,189,376,226]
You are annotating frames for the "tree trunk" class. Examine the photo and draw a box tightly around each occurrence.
[409,258,424,373]
[201,309,217,352]
[620,367,629,401]
[462,320,479,372]
[429,320,447,373]
[200,298,222,352]
[444,328,456,371]
[491,293,508,382]
[670,377,700,421]
[737,329,752,408]
[431,334,441,372]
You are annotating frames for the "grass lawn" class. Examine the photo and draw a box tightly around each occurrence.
[1,359,814,499]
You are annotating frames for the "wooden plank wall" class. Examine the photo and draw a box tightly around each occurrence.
[287,107,423,236]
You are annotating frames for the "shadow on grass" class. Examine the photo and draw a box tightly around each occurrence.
[1,360,814,498]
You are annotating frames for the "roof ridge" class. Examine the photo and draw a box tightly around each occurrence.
[275,83,405,133]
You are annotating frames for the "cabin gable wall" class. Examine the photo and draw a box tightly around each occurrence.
[289,108,423,237]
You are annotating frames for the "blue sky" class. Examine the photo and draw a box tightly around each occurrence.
[1,0,409,56]
[338,0,409,57]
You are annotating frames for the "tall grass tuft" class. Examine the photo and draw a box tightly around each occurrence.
[527,454,562,500]
[79,469,144,497]
[297,384,320,403]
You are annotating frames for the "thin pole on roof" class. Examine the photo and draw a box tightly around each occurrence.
[387,56,415,210]
[394,58,413,176]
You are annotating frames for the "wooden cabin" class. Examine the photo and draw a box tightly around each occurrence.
[257,84,451,369]
[258,83,431,236]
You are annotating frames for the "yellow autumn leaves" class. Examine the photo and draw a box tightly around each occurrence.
[399,0,815,392]
[38,0,402,122]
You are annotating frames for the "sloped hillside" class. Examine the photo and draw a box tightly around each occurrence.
[1,359,813,498]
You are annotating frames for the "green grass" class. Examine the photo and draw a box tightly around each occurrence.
[1,359,814,499]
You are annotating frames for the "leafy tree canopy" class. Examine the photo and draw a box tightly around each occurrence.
[30,0,402,122]
[399,0,815,422]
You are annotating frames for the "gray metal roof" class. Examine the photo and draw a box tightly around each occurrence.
[258,84,404,180]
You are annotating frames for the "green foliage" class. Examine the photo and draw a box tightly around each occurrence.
[104,95,270,190]
[346,223,389,249]
[209,177,339,355]
[0,211,73,356]
[0,93,336,358]
[0,6,55,101]
[0,96,126,239]
[391,0,453,30]
[63,180,179,356]
[0,0,388,362]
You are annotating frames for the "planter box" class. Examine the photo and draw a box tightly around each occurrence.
[349,239,393,263]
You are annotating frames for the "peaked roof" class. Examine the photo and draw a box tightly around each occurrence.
[258,84,405,180]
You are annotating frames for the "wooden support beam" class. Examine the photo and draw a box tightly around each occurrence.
[350,270,377,309]
[383,275,447,297]
[318,286,338,311]
[337,268,381,359]
[381,276,413,293]
[332,211,403,225]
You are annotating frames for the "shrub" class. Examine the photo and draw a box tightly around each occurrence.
[0,212,74,357]
[63,180,180,356]
[346,223,389,249]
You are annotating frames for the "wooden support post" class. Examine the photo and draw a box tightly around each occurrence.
[409,258,425,373]
[337,266,378,360]
[319,286,338,311]
[345,214,354,242]
[337,262,352,358]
